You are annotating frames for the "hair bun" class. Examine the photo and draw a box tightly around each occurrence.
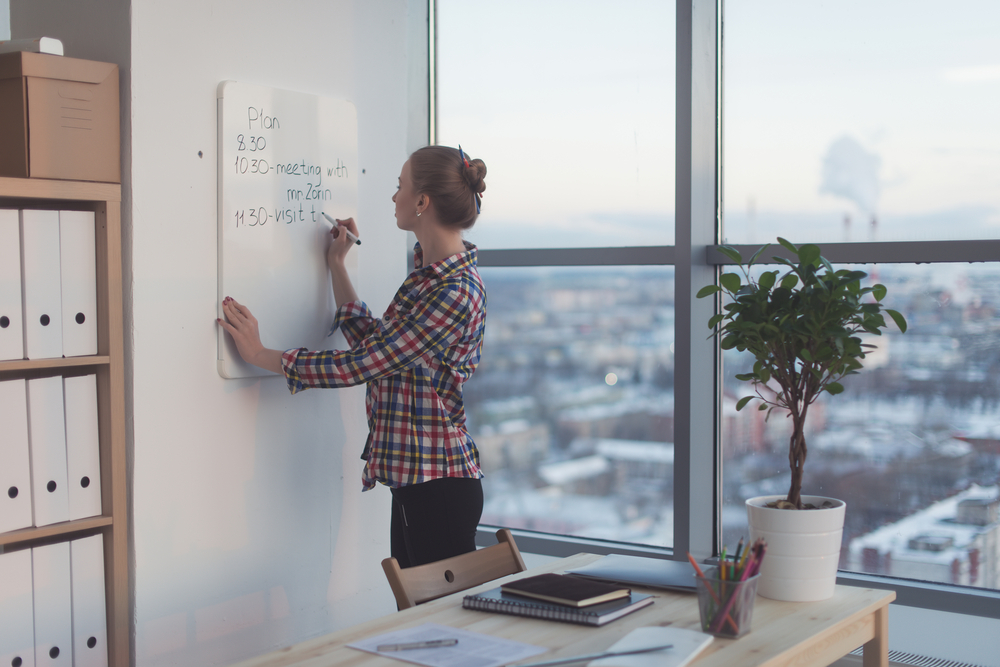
[464,158,487,195]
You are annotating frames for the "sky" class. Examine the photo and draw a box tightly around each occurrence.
[437,0,1000,249]
[437,0,675,248]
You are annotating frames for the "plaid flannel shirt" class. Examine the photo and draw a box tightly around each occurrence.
[281,242,485,491]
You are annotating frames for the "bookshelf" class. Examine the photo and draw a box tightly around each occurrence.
[0,176,128,666]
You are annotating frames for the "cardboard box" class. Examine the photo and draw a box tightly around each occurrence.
[0,52,120,183]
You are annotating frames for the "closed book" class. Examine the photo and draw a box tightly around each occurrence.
[463,587,654,626]
[500,573,630,607]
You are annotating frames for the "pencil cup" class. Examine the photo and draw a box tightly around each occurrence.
[695,567,760,638]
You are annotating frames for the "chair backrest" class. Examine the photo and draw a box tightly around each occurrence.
[381,528,528,610]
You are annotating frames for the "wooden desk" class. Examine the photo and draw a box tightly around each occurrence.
[231,553,894,667]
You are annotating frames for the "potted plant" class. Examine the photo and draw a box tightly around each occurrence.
[697,238,907,600]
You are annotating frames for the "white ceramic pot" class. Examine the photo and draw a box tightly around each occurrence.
[746,495,846,602]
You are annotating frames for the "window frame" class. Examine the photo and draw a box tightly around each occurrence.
[447,0,1000,620]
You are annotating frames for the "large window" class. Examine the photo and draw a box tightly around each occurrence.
[468,266,676,548]
[436,0,678,550]
[721,262,1000,591]
[720,0,1000,599]
[436,0,675,249]
[723,0,1000,244]
[436,0,1000,613]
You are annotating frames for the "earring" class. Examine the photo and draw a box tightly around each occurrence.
[416,210,421,217]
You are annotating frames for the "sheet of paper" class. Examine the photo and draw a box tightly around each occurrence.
[588,627,713,667]
[348,622,547,667]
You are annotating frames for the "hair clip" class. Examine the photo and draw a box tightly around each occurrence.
[474,193,481,214]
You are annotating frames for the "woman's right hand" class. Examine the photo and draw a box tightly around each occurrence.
[326,216,359,271]
[217,297,283,373]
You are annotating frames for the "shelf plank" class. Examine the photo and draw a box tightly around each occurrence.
[0,515,113,547]
[0,176,120,202]
[0,356,111,374]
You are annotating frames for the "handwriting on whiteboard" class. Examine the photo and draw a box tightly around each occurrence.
[231,107,350,229]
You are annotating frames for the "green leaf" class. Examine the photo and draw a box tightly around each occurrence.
[721,335,738,350]
[735,373,755,381]
[748,244,770,267]
[697,285,721,298]
[887,309,908,333]
[735,396,754,411]
[717,246,743,263]
[826,382,845,395]
[872,284,887,301]
[758,271,777,290]
[720,272,742,293]
[780,273,800,290]
[777,237,798,255]
[800,348,813,362]
[799,244,821,265]
[708,313,725,329]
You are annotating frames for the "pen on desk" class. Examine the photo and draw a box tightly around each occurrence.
[376,638,459,652]
[321,212,361,245]
[513,644,673,667]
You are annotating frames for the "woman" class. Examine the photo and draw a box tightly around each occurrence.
[219,145,488,568]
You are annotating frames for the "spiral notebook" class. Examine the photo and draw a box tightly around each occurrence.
[463,588,654,626]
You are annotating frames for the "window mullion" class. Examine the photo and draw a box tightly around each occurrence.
[674,0,722,562]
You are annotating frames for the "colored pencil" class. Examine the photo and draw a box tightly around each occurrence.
[688,552,739,634]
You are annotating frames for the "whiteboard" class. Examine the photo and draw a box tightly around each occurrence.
[217,81,358,379]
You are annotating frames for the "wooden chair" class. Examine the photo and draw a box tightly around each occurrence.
[381,528,528,610]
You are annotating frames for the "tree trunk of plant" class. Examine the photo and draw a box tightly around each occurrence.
[787,413,807,509]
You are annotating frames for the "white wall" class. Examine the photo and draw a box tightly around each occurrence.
[12,1,427,665]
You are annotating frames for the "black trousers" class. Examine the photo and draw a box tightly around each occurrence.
[389,477,484,568]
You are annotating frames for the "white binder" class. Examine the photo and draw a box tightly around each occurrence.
[64,375,103,521]
[59,211,98,357]
[0,379,33,533]
[0,209,24,361]
[27,376,70,526]
[20,209,63,359]
[0,548,35,667]
[33,542,73,667]
[70,535,108,667]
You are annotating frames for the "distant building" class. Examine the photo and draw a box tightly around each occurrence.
[592,438,674,494]
[538,455,613,495]
[555,391,673,448]
[847,485,1000,588]
[722,392,767,457]
[537,438,674,502]
[474,419,550,472]
[953,414,1000,456]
